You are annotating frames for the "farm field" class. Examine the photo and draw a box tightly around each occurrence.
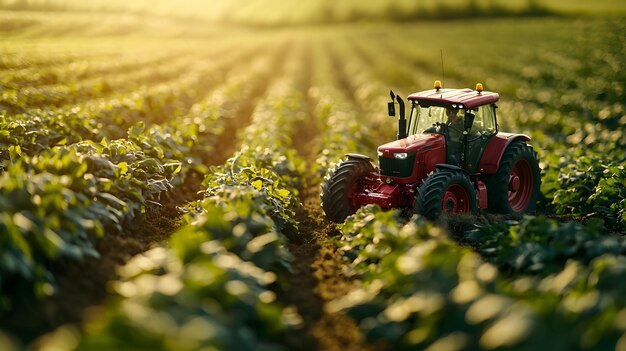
[0,3,625,351]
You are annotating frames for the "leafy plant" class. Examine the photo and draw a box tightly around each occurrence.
[74,244,297,351]
[466,216,626,275]
[333,207,626,350]
[332,207,544,350]
[0,127,192,312]
[543,153,626,229]
[64,75,313,350]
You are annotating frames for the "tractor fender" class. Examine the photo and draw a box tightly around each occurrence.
[346,153,372,161]
[434,164,466,173]
[478,133,531,174]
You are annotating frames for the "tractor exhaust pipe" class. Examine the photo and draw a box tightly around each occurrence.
[397,95,407,140]
[388,90,407,140]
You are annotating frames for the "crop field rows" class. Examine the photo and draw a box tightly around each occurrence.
[0,10,625,351]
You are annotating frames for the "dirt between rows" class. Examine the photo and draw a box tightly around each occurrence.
[281,184,377,351]
[281,50,377,350]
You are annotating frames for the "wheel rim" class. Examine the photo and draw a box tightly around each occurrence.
[442,184,470,213]
[508,159,533,212]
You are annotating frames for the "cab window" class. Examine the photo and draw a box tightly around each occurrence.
[471,104,497,135]
[408,105,447,135]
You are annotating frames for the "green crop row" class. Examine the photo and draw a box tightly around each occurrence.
[309,40,385,179]
[39,152,304,348]
[0,50,182,89]
[463,216,626,350]
[319,24,626,349]
[0,124,193,312]
[70,148,303,349]
[51,50,311,350]
[6,44,243,117]
[331,206,540,350]
[69,241,298,351]
[466,216,626,275]
[331,206,626,350]
[0,56,262,311]
[541,152,626,229]
[0,41,291,316]
[0,44,267,166]
[0,48,113,71]
[0,54,195,113]
[0,77,202,164]
[0,37,259,114]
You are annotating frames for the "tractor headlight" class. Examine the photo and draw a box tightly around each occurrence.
[394,152,408,159]
[377,150,383,157]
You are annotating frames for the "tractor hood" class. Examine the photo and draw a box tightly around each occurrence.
[377,133,446,180]
[377,133,445,158]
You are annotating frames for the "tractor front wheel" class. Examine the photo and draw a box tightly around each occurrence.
[415,170,477,219]
[483,141,541,215]
[321,157,375,223]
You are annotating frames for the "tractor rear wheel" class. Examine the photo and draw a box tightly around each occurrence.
[415,170,477,219]
[483,141,541,215]
[321,157,375,223]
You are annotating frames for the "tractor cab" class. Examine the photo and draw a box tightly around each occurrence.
[406,82,499,172]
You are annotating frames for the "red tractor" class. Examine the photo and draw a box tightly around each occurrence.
[321,81,541,222]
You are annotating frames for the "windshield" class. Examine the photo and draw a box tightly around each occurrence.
[408,104,460,135]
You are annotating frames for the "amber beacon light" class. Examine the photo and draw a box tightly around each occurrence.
[434,80,442,91]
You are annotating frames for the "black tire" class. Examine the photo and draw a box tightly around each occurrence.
[415,170,477,220]
[321,157,374,223]
[483,141,541,215]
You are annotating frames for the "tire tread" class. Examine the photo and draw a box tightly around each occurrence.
[321,158,374,223]
[483,141,541,214]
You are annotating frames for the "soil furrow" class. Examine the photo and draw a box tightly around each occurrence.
[282,45,373,351]
[325,41,363,109]
[209,40,292,165]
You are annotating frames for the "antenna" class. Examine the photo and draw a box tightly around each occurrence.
[440,49,445,90]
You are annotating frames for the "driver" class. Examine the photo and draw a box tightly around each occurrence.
[445,108,464,165]
[446,108,463,129]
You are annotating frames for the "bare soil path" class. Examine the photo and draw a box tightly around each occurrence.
[281,47,373,351]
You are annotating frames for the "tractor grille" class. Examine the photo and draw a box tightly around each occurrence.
[379,152,416,178]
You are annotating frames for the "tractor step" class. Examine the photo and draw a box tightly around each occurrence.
[354,183,401,209]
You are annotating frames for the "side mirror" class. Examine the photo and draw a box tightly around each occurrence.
[388,102,395,117]
[464,111,475,131]
[388,90,396,117]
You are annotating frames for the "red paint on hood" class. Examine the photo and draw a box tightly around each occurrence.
[377,133,445,157]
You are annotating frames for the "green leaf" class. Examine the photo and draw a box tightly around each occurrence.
[275,189,290,199]
[128,122,146,139]
[13,212,35,231]
[251,180,263,190]
[97,192,127,210]
[118,162,129,176]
